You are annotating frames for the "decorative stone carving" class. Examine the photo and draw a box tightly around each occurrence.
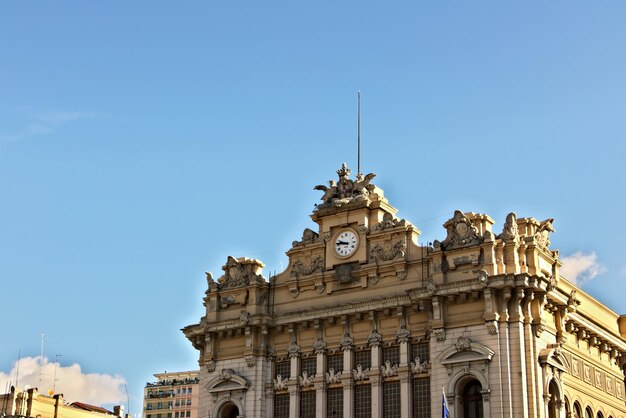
[369,240,406,263]
[339,334,354,351]
[358,225,369,235]
[455,336,472,352]
[477,269,489,284]
[220,295,237,309]
[352,364,370,381]
[326,368,342,384]
[583,364,591,383]
[433,328,446,342]
[217,256,265,290]
[377,212,406,230]
[291,256,324,278]
[265,345,275,360]
[381,360,398,378]
[425,280,437,296]
[219,369,233,382]
[533,323,545,338]
[435,210,483,250]
[367,329,383,347]
[315,282,326,294]
[244,354,255,367]
[273,374,288,391]
[486,321,498,335]
[322,231,332,242]
[534,218,555,250]
[368,273,379,285]
[313,338,327,354]
[410,357,429,374]
[395,325,411,343]
[292,228,319,247]
[498,212,519,243]
[205,272,219,294]
[336,264,354,283]
[567,290,581,312]
[314,163,377,208]
[205,359,216,372]
[299,371,315,388]
[287,342,301,358]
[617,382,623,398]
[239,310,250,326]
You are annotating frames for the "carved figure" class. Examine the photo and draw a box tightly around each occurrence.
[410,357,429,374]
[326,368,342,384]
[381,360,398,378]
[498,212,519,243]
[239,310,250,325]
[299,371,315,387]
[352,364,370,381]
[273,374,287,391]
[314,163,377,209]
[377,212,406,230]
[455,336,471,351]
[534,218,555,250]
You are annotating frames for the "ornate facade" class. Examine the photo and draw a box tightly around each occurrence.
[183,164,626,418]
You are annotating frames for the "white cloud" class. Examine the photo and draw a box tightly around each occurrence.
[0,110,97,143]
[560,251,606,286]
[0,356,126,407]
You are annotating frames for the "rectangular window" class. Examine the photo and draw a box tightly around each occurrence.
[175,412,179,418]
[186,399,191,406]
[175,400,180,407]
[383,345,400,368]
[275,360,290,379]
[354,384,371,418]
[354,349,371,369]
[412,377,431,418]
[177,389,181,395]
[327,353,343,374]
[411,341,430,363]
[301,357,316,377]
[157,403,162,410]
[182,388,186,395]
[273,393,289,418]
[185,412,190,418]
[326,387,343,418]
[167,402,173,409]
[147,415,152,418]
[167,414,172,418]
[187,388,192,395]
[147,405,153,411]
[299,391,316,418]
[157,414,162,418]
[382,381,401,418]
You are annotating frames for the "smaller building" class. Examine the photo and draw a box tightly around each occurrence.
[143,371,199,418]
[0,386,125,418]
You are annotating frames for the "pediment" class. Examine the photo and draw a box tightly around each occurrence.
[206,369,250,393]
[538,347,569,372]
[438,337,495,366]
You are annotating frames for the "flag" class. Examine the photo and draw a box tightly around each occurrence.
[442,387,450,418]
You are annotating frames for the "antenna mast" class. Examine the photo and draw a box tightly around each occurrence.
[357,91,361,175]
[39,333,45,386]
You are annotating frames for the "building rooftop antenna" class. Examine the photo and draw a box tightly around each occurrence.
[357,91,361,175]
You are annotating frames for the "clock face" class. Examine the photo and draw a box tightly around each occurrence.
[334,230,359,258]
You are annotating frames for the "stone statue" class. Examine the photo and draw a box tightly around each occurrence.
[314,163,377,209]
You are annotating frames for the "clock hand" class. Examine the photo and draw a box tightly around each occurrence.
[336,240,349,246]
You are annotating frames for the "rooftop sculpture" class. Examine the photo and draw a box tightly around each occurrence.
[314,163,376,208]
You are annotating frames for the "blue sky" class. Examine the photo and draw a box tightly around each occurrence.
[1,1,626,415]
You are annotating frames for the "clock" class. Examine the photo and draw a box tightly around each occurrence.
[334,229,359,258]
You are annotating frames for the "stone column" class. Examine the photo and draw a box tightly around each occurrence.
[314,340,327,418]
[340,334,354,418]
[288,342,301,418]
[370,339,382,418]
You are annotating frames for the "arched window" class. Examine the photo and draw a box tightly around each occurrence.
[597,412,604,418]
[586,406,593,418]
[564,397,570,417]
[462,380,483,418]
[573,402,582,418]
[548,380,560,418]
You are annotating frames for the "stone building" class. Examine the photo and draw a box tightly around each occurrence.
[183,164,626,418]
[143,371,200,418]
[0,386,125,418]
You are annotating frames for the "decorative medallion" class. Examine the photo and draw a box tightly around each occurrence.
[313,338,327,354]
[336,264,354,283]
[395,325,411,343]
[339,334,354,351]
[287,342,301,358]
[435,210,483,250]
[367,329,383,347]
[369,240,406,263]
[291,256,324,278]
